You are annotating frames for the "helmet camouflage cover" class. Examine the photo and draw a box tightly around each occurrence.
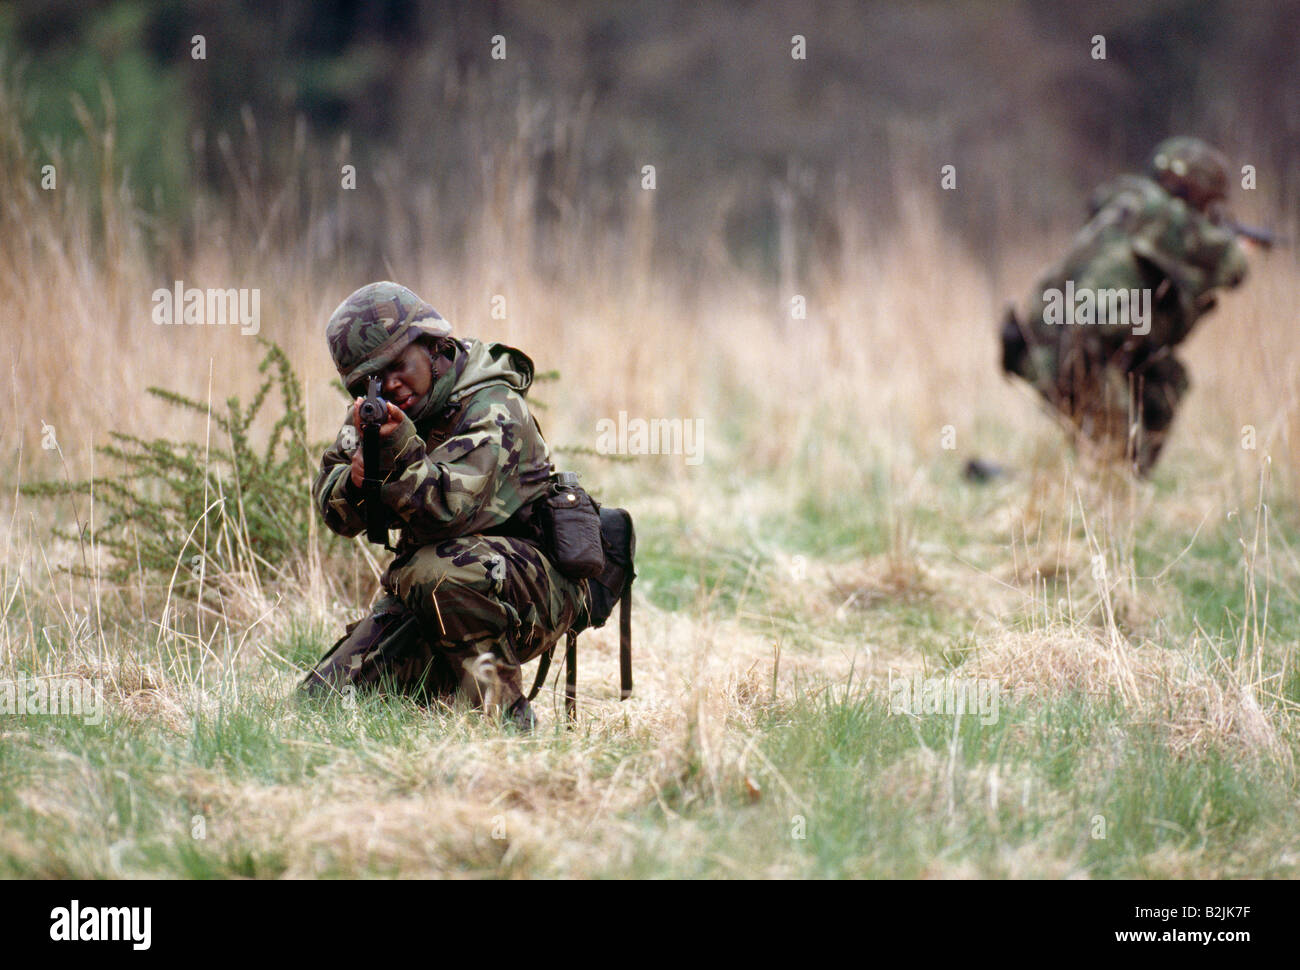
[1148,136,1231,210]
[326,281,452,393]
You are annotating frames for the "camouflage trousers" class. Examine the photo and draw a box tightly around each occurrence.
[1003,312,1188,476]
[1043,343,1189,477]
[300,535,588,710]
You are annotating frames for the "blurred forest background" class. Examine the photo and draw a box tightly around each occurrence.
[4,0,1297,283]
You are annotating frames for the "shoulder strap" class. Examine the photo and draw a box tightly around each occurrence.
[565,629,578,724]
[526,630,579,727]
[619,584,632,700]
[527,645,553,702]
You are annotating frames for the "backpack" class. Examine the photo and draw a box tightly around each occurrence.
[527,503,636,723]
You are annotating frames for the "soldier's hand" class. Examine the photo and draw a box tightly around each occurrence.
[350,446,366,490]
[349,399,406,489]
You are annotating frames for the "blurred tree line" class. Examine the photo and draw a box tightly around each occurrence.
[2,0,1297,280]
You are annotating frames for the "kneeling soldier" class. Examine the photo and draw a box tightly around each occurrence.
[300,281,587,730]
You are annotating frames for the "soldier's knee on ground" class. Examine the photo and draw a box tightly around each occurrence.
[300,599,458,701]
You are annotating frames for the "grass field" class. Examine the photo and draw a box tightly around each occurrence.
[2,79,1299,879]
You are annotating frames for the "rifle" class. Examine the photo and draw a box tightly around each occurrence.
[359,376,392,548]
[1226,220,1281,250]
[1205,201,1283,250]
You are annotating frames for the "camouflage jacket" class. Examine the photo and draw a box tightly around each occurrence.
[1023,174,1248,354]
[313,338,554,550]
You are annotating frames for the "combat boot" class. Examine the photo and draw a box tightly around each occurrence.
[505,696,537,733]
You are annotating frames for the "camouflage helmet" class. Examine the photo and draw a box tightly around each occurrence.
[325,281,452,394]
[1148,136,1231,210]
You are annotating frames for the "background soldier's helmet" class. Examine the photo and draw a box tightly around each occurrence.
[1148,136,1231,211]
[326,281,452,394]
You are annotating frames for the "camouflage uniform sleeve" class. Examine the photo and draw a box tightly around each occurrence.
[312,411,368,538]
[1204,230,1249,290]
[377,385,544,539]
[1132,198,1249,296]
[1125,197,1249,345]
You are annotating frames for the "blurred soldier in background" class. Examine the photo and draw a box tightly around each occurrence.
[1000,136,1254,476]
[299,282,587,730]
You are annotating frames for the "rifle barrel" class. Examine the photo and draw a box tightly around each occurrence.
[1227,220,1278,249]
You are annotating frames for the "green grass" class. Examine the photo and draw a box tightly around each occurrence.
[610,682,1297,879]
[1138,522,1300,647]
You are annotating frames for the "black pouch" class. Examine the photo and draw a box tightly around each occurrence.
[585,506,635,631]
[538,472,605,580]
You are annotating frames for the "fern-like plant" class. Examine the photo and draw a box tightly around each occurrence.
[21,339,330,588]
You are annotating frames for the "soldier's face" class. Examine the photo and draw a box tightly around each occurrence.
[380,343,434,412]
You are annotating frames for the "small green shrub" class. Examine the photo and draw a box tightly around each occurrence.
[22,339,327,587]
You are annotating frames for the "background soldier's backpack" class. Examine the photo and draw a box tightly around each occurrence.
[528,501,636,722]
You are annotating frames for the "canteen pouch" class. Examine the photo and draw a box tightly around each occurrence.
[538,473,606,580]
